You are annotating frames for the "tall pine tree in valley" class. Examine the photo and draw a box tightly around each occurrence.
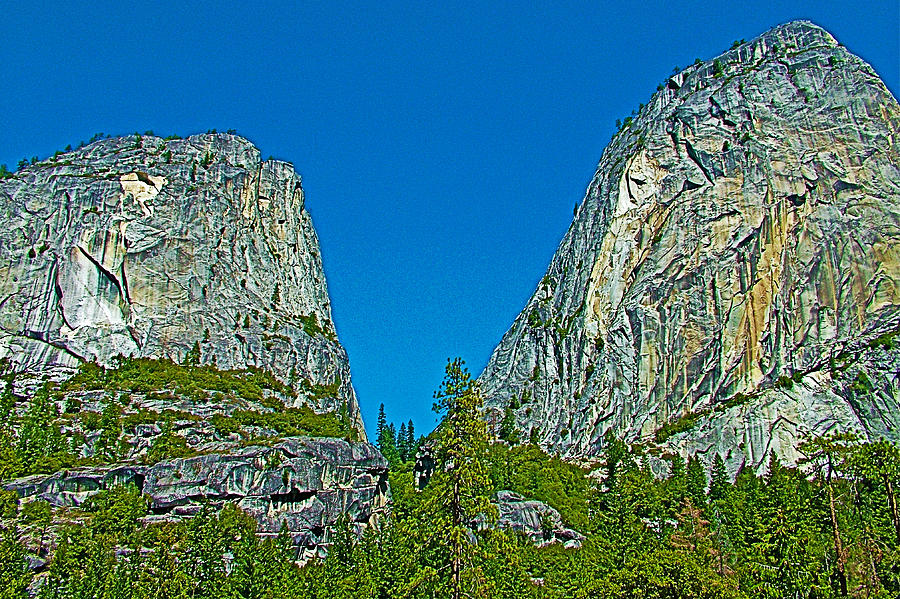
[406,420,416,459]
[376,404,401,466]
[398,422,408,462]
[799,434,857,596]
[708,454,730,503]
[377,404,387,439]
[850,439,900,545]
[428,358,496,599]
[707,453,733,578]
[686,456,708,509]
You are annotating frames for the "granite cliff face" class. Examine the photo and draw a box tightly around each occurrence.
[5,437,388,560]
[480,21,900,472]
[0,133,386,555]
[0,133,363,434]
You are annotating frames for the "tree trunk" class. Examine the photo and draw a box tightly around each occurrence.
[452,476,461,599]
[884,474,900,545]
[828,482,848,596]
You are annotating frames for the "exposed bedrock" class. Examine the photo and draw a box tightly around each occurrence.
[0,133,364,436]
[479,21,900,473]
[4,437,388,557]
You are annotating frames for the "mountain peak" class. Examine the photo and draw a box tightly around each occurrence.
[0,133,364,437]
[480,22,900,473]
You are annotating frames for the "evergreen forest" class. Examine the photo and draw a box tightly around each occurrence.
[1,358,899,598]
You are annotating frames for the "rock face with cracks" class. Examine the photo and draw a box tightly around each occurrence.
[479,21,900,474]
[0,133,364,436]
[4,437,389,559]
[0,133,382,553]
[495,491,585,548]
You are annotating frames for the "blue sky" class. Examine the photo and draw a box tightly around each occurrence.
[2,1,898,438]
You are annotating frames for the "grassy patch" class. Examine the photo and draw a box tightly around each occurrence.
[62,357,295,404]
[211,405,350,439]
[654,409,708,444]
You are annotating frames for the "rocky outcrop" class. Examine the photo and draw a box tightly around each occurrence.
[496,491,584,548]
[479,21,900,471]
[0,133,382,557]
[412,444,581,546]
[0,133,363,435]
[657,326,900,475]
[4,437,388,558]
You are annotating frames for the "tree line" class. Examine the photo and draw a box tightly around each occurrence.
[1,358,899,597]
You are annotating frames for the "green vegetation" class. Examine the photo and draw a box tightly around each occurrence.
[654,408,706,443]
[850,371,875,396]
[429,357,496,598]
[0,356,352,480]
[0,527,31,597]
[146,417,195,464]
[497,406,519,444]
[719,391,753,410]
[299,376,341,401]
[298,312,337,341]
[870,326,900,351]
[3,357,900,597]
[527,307,547,328]
[211,405,351,440]
[376,403,420,467]
[200,150,215,168]
[9,383,72,477]
[487,443,591,530]
[63,356,296,403]
[6,418,899,597]
[775,373,794,389]
[713,59,724,78]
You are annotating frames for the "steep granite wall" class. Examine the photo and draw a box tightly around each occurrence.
[479,21,900,471]
[0,133,363,435]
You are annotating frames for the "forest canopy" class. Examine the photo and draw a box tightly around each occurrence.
[1,358,899,597]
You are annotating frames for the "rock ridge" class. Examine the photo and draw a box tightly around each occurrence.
[4,436,389,558]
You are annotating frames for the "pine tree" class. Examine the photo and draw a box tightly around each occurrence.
[670,498,713,556]
[708,454,730,503]
[706,454,734,578]
[850,439,900,545]
[406,420,416,458]
[602,430,632,485]
[183,340,201,366]
[661,453,688,519]
[318,515,376,597]
[0,528,32,596]
[799,433,858,596]
[669,453,686,486]
[498,406,518,444]
[686,455,708,508]
[146,417,191,464]
[428,358,496,599]
[398,422,408,462]
[94,400,123,461]
[377,403,387,440]
[376,409,401,466]
[17,385,69,474]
